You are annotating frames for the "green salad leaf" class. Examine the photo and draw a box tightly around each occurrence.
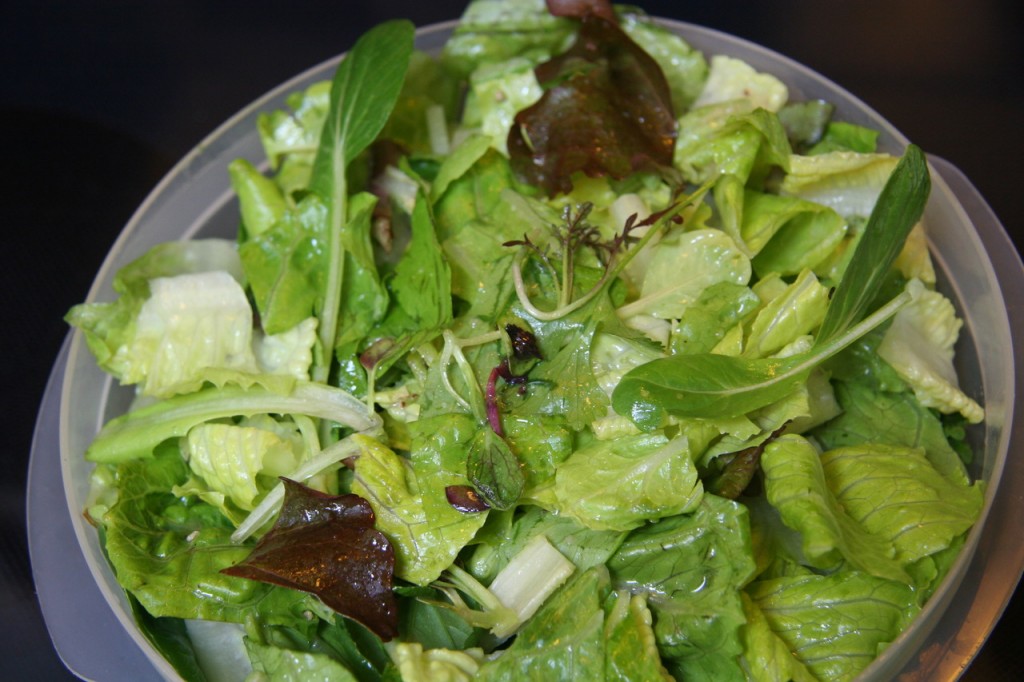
[310,19,415,383]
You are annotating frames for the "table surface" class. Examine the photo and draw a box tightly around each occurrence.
[5,1,1023,679]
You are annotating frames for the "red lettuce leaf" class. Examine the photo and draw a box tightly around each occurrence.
[546,0,616,22]
[221,478,398,640]
[508,14,677,196]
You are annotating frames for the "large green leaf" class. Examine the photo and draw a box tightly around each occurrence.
[349,415,488,585]
[748,572,919,681]
[609,494,757,680]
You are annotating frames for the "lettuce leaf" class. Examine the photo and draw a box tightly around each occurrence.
[691,55,788,112]
[617,228,751,320]
[552,431,703,531]
[819,443,983,567]
[474,567,609,681]
[350,415,488,585]
[66,239,246,389]
[812,379,970,484]
[716,180,846,276]
[100,446,319,628]
[760,434,909,582]
[441,0,575,78]
[468,58,542,154]
[618,9,708,112]
[674,104,790,186]
[86,380,377,463]
[180,422,299,511]
[748,571,919,681]
[780,151,898,218]
[738,593,817,682]
[670,281,760,355]
[604,591,674,681]
[257,80,330,195]
[507,14,677,196]
[609,494,757,680]
[390,642,484,682]
[743,269,830,359]
[877,278,984,422]
[465,505,625,584]
[245,638,359,682]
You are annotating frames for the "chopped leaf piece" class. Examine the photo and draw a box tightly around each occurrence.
[467,427,526,511]
[222,479,398,640]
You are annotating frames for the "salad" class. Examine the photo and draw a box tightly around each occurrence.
[66,0,987,680]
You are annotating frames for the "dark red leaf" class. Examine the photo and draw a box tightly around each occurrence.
[708,423,790,500]
[505,324,542,361]
[359,337,396,371]
[221,478,398,640]
[445,485,491,513]
[546,0,617,23]
[508,14,677,196]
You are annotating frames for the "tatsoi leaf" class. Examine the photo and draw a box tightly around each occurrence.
[392,192,453,330]
[310,20,414,381]
[335,192,388,342]
[86,381,377,463]
[467,427,526,511]
[518,315,609,430]
[815,144,930,345]
[222,478,398,640]
[613,352,810,428]
[309,20,415,200]
[508,14,677,196]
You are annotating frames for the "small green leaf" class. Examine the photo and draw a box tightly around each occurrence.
[467,428,525,511]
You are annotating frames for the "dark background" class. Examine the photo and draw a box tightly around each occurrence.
[4,0,1022,679]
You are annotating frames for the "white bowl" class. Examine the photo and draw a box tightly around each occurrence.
[49,18,1024,681]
